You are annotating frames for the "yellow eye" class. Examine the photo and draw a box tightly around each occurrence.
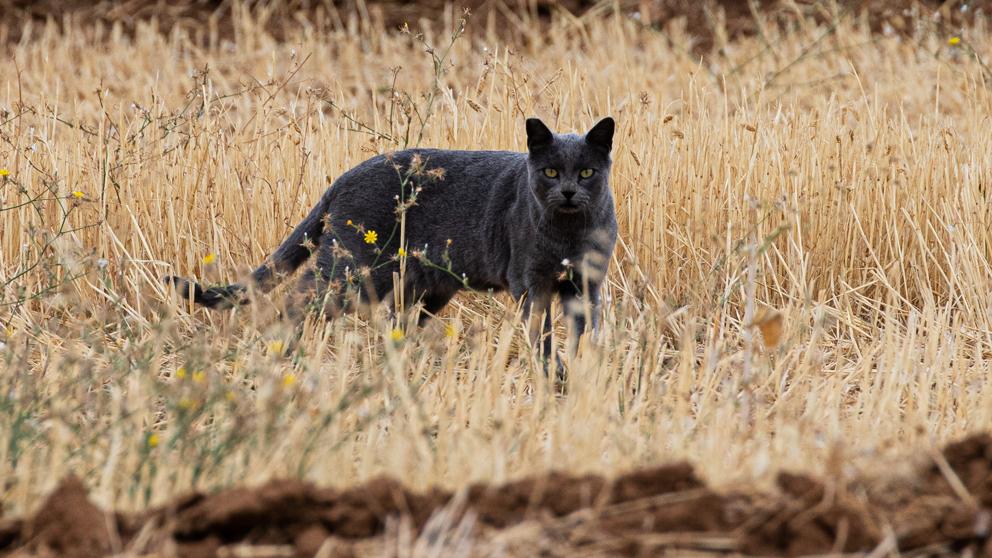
[579,168,595,178]
[543,168,558,178]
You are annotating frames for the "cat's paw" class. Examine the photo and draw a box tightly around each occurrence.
[553,355,568,394]
[539,353,569,394]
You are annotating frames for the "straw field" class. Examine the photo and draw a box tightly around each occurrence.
[1,0,991,540]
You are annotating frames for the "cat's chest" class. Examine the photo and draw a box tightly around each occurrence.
[531,237,598,270]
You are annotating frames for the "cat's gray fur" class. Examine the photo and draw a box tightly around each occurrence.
[167,117,617,374]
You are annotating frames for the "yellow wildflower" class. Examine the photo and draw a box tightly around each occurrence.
[397,247,407,257]
[179,398,195,410]
[176,367,187,379]
[201,253,217,265]
[71,191,84,199]
[267,340,285,355]
[346,219,353,226]
[949,36,961,46]
[390,328,405,342]
[192,370,206,384]
[444,324,456,338]
[282,374,297,388]
[0,169,9,177]
[364,230,378,244]
[147,433,160,448]
[225,390,236,401]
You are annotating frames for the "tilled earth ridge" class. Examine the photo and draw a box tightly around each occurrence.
[2,434,992,557]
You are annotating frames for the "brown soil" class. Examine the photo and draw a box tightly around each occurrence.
[0,1,981,52]
[2,434,992,556]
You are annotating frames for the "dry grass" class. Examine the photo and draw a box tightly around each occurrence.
[1,4,991,515]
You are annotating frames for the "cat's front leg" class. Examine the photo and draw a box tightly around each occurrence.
[519,289,552,357]
[512,285,560,377]
[558,278,602,359]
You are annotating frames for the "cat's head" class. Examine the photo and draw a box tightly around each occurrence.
[525,117,615,216]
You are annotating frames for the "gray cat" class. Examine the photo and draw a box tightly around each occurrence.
[167,117,617,376]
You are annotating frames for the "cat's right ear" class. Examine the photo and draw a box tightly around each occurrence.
[526,118,554,150]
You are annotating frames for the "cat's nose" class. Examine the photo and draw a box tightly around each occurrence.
[562,190,576,200]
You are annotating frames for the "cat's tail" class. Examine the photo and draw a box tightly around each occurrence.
[165,190,333,309]
[163,277,247,309]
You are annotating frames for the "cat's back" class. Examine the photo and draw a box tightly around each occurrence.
[406,147,525,170]
[326,148,525,216]
[336,148,524,188]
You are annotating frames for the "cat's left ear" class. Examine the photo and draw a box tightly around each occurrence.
[585,117,615,152]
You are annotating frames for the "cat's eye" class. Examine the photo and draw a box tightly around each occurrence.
[543,168,559,178]
[579,168,595,179]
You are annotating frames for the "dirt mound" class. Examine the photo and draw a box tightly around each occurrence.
[3,435,992,556]
[0,477,113,558]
